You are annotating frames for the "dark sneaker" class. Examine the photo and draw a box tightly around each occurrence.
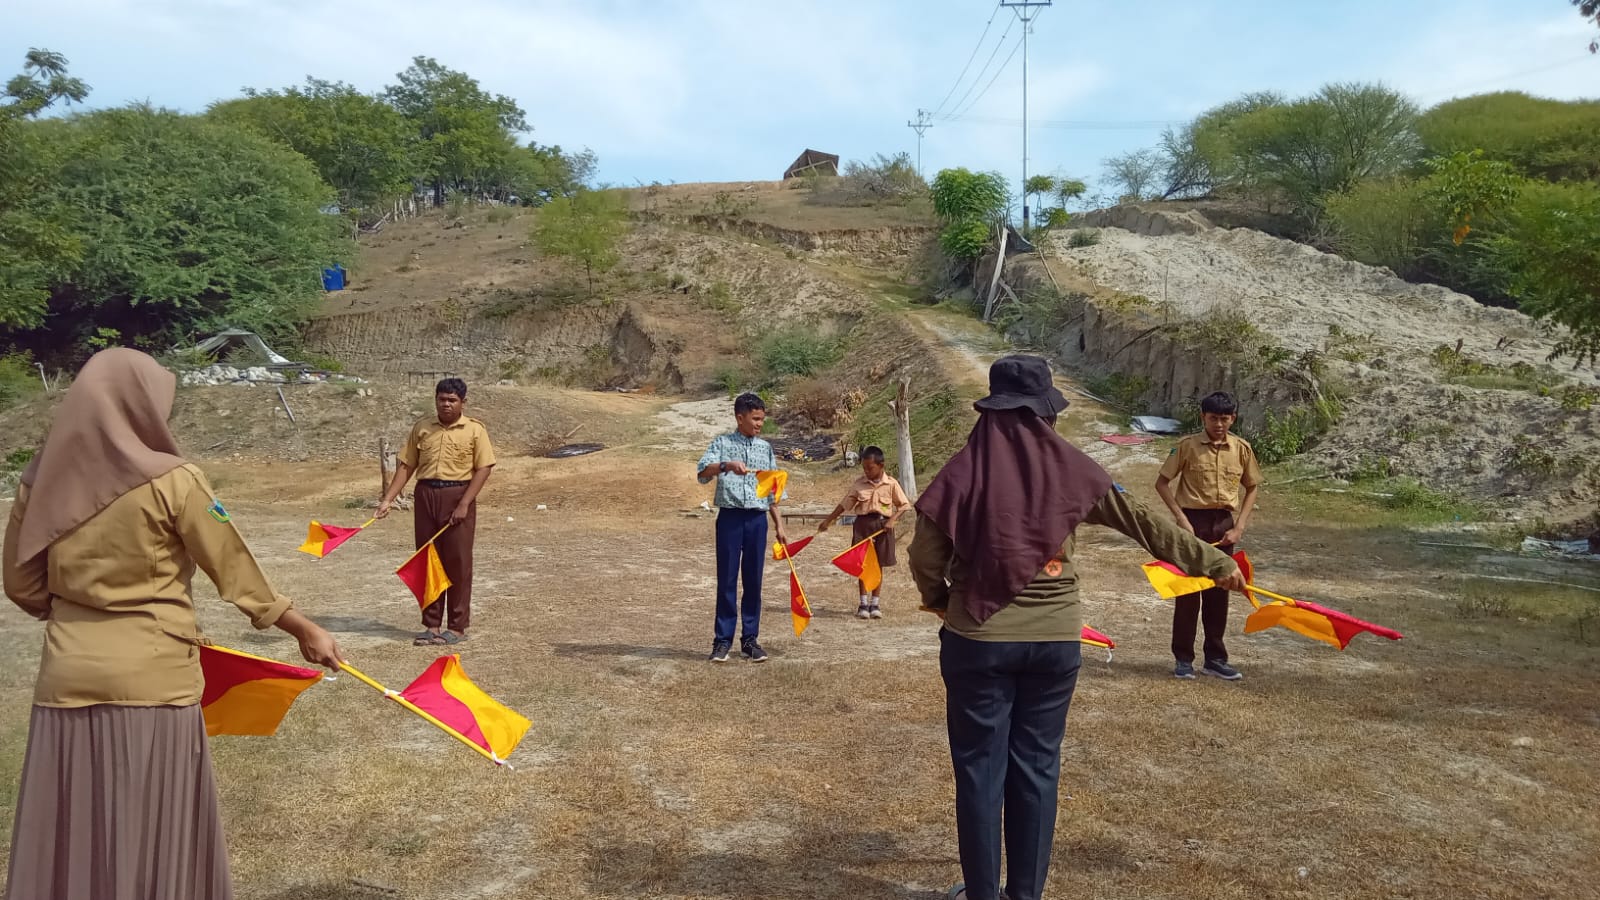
[1201,660,1243,681]
[856,605,872,619]
[741,639,769,663]
[868,605,883,619]
[1173,661,1196,680]
[709,640,732,663]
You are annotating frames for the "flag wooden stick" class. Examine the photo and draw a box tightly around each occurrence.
[422,522,451,545]
[338,662,507,768]
[837,530,886,554]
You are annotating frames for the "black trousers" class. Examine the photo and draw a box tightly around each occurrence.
[940,629,1082,900]
[1171,508,1234,665]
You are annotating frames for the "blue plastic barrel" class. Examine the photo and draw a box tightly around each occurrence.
[322,265,346,291]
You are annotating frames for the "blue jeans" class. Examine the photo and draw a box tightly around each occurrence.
[714,508,768,643]
[940,629,1082,900]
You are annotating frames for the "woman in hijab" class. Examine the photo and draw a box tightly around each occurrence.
[909,355,1245,900]
[1,348,345,900]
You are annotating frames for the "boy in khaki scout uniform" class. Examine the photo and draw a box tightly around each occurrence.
[817,446,912,619]
[1155,391,1261,681]
[377,378,496,646]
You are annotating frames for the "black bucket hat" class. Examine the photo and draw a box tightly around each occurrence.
[973,354,1069,418]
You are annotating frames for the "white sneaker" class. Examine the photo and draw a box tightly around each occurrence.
[856,605,871,619]
[869,605,883,619]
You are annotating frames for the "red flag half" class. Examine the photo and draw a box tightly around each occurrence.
[199,644,323,737]
[1245,599,1404,650]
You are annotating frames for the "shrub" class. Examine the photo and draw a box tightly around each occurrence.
[786,379,850,428]
[0,353,44,409]
[757,329,841,379]
[1067,228,1101,248]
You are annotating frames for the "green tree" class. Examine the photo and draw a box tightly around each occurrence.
[1023,174,1056,224]
[13,105,346,356]
[1494,180,1600,364]
[531,189,630,296]
[210,79,417,219]
[930,168,1008,262]
[382,57,527,206]
[1101,149,1161,203]
[1229,83,1420,214]
[1576,0,1599,53]
[1418,92,1600,182]
[1,49,90,329]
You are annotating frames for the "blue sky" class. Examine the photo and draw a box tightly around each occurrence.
[7,0,1597,199]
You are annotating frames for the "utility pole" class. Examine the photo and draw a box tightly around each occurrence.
[906,108,934,179]
[1001,0,1051,235]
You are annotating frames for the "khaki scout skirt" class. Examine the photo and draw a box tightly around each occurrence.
[4,703,233,900]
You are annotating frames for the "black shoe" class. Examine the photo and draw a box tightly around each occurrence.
[1173,661,1196,680]
[741,639,768,663]
[1201,659,1242,681]
[709,640,732,663]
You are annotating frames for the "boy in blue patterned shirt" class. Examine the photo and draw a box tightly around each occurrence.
[697,393,790,663]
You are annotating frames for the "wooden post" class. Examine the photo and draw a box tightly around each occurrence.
[379,435,397,497]
[892,377,918,499]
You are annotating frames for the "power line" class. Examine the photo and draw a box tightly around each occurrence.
[942,31,1023,121]
[1416,54,1595,103]
[941,115,1177,130]
[939,14,1018,121]
[930,1,1003,118]
[1001,0,1051,232]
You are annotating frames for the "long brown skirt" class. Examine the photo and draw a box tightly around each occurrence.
[4,703,233,900]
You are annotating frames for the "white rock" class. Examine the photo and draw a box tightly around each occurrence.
[1296,867,1310,880]
[506,516,515,522]
[535,505,548,511]
[1512,736,1534,749]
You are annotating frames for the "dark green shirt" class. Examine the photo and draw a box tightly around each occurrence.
[908,486,1236,642]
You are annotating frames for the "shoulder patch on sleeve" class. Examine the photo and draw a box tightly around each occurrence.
[207,498,230,523]
[1113,482,1127,493]
[1168,447,1177,457]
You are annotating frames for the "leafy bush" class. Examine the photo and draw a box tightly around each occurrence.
[757,329,841,379]
[0,353,43,409]
[810,153,926,206]
[1493,180,1600,364]
[931,168,1008,264]
[1418,91,1600,182]
[1067,228,1101,248]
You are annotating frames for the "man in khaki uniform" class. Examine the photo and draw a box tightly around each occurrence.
[377,378,495,645]
[1155,391,1261,681]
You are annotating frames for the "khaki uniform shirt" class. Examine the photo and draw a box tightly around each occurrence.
[1158,433,1262,510]
[908,487,1236,642]
[401,416,496,481]
[841,473,912,518]
[3,465,293,707]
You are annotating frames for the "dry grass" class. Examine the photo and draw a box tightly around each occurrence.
[0,361,1597,900]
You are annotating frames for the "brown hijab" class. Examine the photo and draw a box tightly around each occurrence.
[15,348,187,560]
[915,409,1113,624]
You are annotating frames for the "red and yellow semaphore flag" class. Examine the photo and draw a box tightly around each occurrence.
[298,519,373,558]
[1140,560,1215,599]
[397,542,451,609]
[755,470,787,505]
[199,644,323,737]
[1080,626,1116,650]
[399,655,530,763]
[831,536,882,592]
[789,570,813,635]
[772,535,815,561]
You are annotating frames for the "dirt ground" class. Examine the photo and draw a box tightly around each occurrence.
[1,193,1598,899]
[2,315,1597,900]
